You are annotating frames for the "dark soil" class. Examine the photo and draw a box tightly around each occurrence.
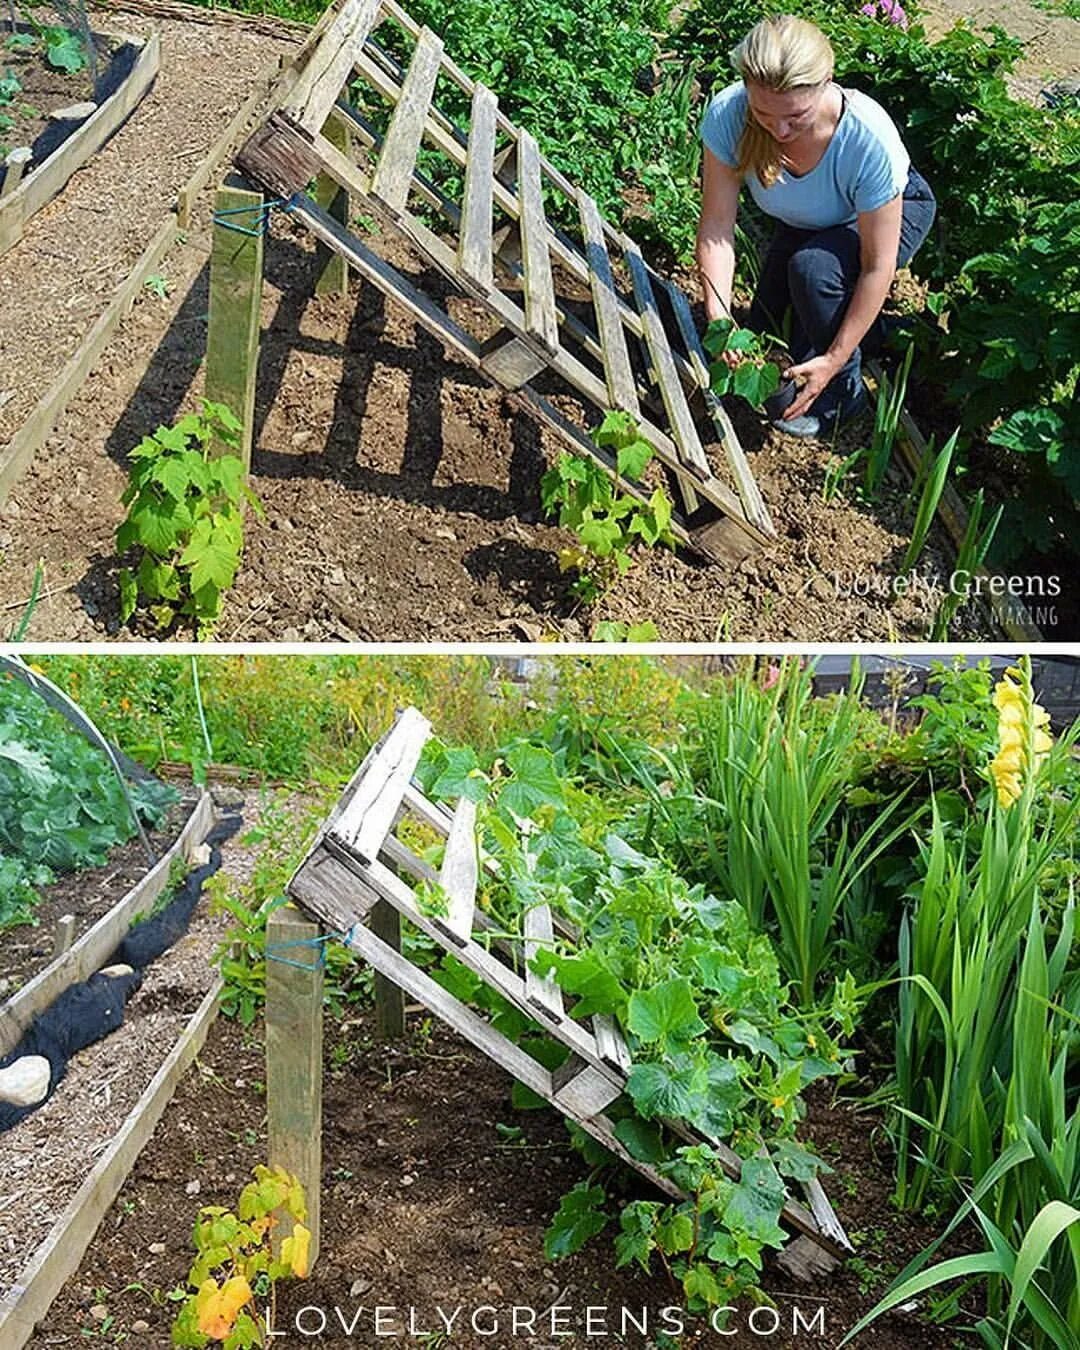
[0,788,198,996]
[28,1006,980,1349]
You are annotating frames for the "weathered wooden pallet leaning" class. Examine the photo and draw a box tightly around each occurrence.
[287,708,853,1281]
[231,0,775,563]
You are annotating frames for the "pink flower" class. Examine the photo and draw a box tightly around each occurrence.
[860,0,908,27]
[762,664,782,690]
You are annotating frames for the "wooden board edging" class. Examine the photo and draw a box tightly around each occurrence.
[0,40,298,508]
[0,29,161,256]
[0,978,223,1349]
[0,790,214,1058]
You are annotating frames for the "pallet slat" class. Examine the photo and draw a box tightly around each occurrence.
[290,0,383,134]
[516,130,559,355]
[329,707,432,865]
[458,83,497,291]
[371,25,443,216]
[593,1013,631,1074]
[523,904,564,1022]
[433,797,478,946]
[576,188,639,417]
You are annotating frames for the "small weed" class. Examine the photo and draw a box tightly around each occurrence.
[143,273,173,301]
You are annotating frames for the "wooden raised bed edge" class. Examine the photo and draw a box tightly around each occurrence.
[0,788,214,1059]
[0,27,161,256]
[0,978,223,1350]
[0,0,340,509]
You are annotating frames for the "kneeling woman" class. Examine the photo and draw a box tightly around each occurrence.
[696,14,936,437]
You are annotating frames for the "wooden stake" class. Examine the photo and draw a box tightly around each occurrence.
[51,914,76,958]
[316,116,351,298]
[370,899,405,1040]
[205,173,265,468]
[265,903,323,1268]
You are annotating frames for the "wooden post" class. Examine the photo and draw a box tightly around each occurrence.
[370,900,405,1039]
[316,116,351,298]
[52,914,76,958]
[265,904,323,1267]
[205,173,265,468]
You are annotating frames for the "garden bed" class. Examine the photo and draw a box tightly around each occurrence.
[0,786,199,998]
[21,1006,978,1348]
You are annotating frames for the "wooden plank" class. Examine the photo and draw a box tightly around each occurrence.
[265,905,323,1267]
[593,1013,631,1073]
[51,915,76,959]
[516,130,559,355]
[623,238,711,484]
[458,84,497,291]
[478,333,549,390]
[0,213,175,507]
[0,30,160,256]
[434,797,478,946]
[523,905,564,1023]
[289,0,383,135]
[371,900,406,1038]
[804,1174,853,1251]
[328,707,432,864]
[370,26,443,218]
[552,1057,623,1117]
[0,792,214,1059]
[205,175,265,469]
[316,115,352,297]
[0,980,221,1349]
[576,188,639,417]
[1,148,31,199]
[663,276,775,536]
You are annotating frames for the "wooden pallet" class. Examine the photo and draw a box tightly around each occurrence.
[287,709,853,1281]
[233,0,774,564]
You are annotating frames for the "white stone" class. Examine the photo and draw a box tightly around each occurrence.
[98,963,134,978]
[190,843,212,867]
[0,1055,50,1107]
[48,102,97,121]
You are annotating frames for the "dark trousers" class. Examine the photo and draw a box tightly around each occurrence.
[747,166,936,417]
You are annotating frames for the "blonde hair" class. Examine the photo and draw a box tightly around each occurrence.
[730,16,835,187]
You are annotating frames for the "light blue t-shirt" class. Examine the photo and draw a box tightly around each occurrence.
[699,83,910,229]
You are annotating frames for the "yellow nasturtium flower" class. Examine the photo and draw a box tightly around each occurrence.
[989,670,1053,807]
[195,1275,253,1339]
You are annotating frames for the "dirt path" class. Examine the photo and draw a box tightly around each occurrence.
[920,0,1079,95]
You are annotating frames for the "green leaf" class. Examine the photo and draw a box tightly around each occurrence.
[430,747,487,803]
[614,1201,660,1271]
[627,977,706,1047]
[531,948,625,1019]
[134,496,189,554]
[615,437,653,481]
[683,1262,723,1306]
[179,519,241,593]
[656,1210,694,1253]
[723,1158,787,1247]
[118,567,138,622]
[45,29,86,72]
[499,743,565,819]
[625,1055,703,1121]
[543,1182,609,1258]
[613,1117,665,1163]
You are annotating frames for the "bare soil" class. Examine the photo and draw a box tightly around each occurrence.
[919,0,1080,98]
[24,1004,981,1349]
[0,787,199,995]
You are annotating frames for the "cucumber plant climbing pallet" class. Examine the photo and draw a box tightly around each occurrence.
[287,708,852,1282]
[230,0,774,563]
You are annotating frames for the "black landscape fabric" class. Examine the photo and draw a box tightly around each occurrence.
[0,810,243,1133]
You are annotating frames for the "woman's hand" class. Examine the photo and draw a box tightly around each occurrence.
[784,353,842,419]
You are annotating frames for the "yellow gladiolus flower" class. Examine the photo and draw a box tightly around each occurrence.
[195,1276,253,1339]
[989,667,1053,808]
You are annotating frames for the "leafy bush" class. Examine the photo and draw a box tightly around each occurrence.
[116,402,262,638]
[0,674,175,928]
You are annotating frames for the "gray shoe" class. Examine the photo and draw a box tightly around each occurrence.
[772,387,869,440]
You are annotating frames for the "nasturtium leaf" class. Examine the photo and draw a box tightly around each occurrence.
[656,1210,694,1253]
[543,1182,609,1258]
[628,977,706,1047]
[613,1117,665,1163]
[723,1158,787,1247]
